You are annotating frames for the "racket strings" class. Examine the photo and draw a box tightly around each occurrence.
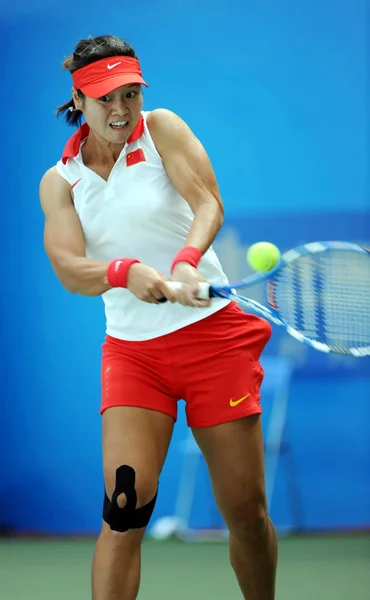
[273,251,370,349]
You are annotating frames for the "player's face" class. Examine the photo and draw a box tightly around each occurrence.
[79,84,143,144]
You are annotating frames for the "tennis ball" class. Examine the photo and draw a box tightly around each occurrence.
[247,242,281,272]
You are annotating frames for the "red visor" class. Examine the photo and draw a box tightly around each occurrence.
[72,56,148,98]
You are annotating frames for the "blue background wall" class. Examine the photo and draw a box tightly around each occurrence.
[1,0,369,534]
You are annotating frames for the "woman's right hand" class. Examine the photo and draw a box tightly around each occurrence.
[127,263,176,304]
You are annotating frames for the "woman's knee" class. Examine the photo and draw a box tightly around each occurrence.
[224,492,269,540]
[105,463,158,506]
[104,464,158,532]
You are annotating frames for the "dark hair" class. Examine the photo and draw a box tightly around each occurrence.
[57,35,138,127]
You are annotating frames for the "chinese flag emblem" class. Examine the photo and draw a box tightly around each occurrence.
[126,148,146,167]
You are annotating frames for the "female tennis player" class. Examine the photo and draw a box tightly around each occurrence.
[40,35,277,600]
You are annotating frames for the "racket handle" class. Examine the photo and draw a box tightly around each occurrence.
[196,282,212,299]
[160,281,211,301]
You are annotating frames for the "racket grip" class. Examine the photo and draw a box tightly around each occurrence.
[160,281,211,301]
[196,282,212,299]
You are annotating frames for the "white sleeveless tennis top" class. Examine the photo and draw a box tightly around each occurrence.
[56,111,229,341]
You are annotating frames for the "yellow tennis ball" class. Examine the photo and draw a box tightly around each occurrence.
[247,242,281,272]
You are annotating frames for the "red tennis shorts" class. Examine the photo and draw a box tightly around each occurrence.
[101,302,272,428]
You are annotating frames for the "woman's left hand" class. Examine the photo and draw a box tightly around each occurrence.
[170,263,211,307]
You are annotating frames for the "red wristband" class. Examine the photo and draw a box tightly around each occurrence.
[106,258,141,288]
[170,247,202,274]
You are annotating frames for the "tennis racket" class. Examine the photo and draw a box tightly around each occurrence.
[169,241,370,357]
